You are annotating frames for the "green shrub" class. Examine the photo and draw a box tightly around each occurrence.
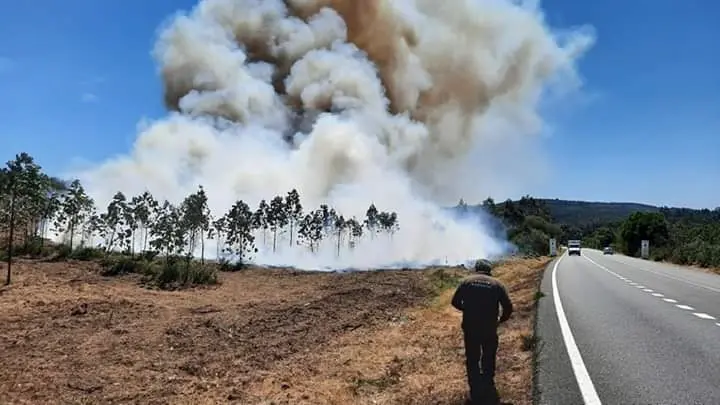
[71,246,105,261]
[50,244,73,261]
[139,250,160,262]
[101,256,147,276]
[218,257,245,272]
[154,260,217,290]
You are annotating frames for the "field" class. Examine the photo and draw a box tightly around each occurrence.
[0,257,550,405]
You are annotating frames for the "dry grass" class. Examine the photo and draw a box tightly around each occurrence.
[0,256,550,405]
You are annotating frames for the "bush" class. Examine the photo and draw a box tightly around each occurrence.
[49,244,73,261]
[218,257,246,272]
[13,237,44,257]
[71,246,105,261]
[511,228,550,257]
[100,256,147,276]
[139,250,160,262]
[154,259,217,290]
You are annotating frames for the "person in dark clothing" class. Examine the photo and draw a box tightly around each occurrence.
[451,259,514,404]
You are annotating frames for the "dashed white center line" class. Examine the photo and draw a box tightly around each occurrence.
[584,254,719,329]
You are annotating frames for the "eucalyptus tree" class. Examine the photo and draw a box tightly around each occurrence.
[284,189,303,247]
[54,179,95,251]
[180,186,211,265]
[253,199,270,247]
[223,199,257,263]
[268,195,288,253]
[364,203,380,239]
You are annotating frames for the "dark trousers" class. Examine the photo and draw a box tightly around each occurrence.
[463,328,500,404]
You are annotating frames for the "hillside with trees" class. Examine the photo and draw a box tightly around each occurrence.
[538,199,720,269]
[539,198,659,226]
[0,153,399,287]
[458,197,719,270]
[456,196,561,257]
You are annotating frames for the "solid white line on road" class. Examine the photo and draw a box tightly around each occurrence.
[693,313,716,320]
[636,285,646,289]
[716,323,720,327]
[643,289,654,292]
[551,254,602,405]
[663,298,678,303]
[676,304,695,311]
[652,293,664,297]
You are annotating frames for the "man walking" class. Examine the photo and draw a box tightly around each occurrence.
[451,259,514,404]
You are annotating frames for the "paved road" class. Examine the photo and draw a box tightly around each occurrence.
[536,249,720,405]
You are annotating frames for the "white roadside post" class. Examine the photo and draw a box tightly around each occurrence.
[641,239,650,259]
[549,238,557,257]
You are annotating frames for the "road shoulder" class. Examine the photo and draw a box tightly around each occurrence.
[534,255,584,405]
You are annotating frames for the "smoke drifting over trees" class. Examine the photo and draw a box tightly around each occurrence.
[19,0,595,268]
[1,153,402,276]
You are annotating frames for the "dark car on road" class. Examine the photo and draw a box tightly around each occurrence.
[603,246,614,255]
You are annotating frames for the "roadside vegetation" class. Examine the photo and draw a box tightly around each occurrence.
[0,152,399,287]
[457,195,561,257]
[553,204,720,269]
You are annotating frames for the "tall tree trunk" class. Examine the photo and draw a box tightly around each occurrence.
[6,192,16,285]
[69,221,75,251]
[336,230,341,257]
[289,221,294,247]
[143,227,148,252]
[272,228,277,253]
[201,235,205,265]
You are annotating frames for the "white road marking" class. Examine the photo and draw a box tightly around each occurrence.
[608,259,720,294]
[716,323,720,327]
[551,254,602,404]
[584,255,719,325]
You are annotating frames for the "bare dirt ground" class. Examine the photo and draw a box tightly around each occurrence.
[0,256,550,405]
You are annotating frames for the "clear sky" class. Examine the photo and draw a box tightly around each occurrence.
[1,0,718,209]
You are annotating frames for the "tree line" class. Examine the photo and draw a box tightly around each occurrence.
[578,208,720,268]
[458,196,720,270]
[456,195,561,257]
[0,152,399,286]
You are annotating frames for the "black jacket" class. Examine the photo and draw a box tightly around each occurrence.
[451,273,513,331]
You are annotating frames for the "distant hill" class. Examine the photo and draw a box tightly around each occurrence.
[537,199,660,226]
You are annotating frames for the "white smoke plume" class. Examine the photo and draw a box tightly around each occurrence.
[69,0,594,270]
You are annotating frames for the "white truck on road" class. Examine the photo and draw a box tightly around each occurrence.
[567,239,582,256]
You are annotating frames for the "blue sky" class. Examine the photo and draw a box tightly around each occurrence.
[0,0,718,209]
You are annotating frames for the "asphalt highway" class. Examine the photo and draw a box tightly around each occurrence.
[536,249,720,405]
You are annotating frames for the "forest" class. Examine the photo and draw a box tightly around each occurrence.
[0,153,399,287]
[458,195,720,269]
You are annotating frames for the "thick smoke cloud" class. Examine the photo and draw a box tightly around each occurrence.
[71,0,594,269]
